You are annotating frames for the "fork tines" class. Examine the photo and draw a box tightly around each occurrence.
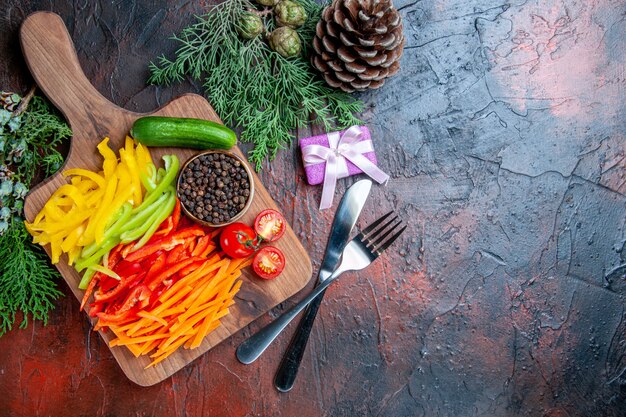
[358,211,407,255]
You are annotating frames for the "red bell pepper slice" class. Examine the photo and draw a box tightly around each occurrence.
[137,251,169,296]
[146,257,201,291]
[178,214,193,228]
[124,226,205,263]
[179,259,206,277]
[96,308,137,325]
[171,225,206,241]
[120,242,136,259]
[191,235,211,257]
[80,271,103,311]
[153,198,181,238]
[148,218,173,245]
[148,288,164,306]
[113,259,143,277]
[97,285,152,324]
[170,199,181,231]
[107,244,125,269]
[98,274,121,293]
[165,244,186,265]
[88,301,104,318]
[184,237,197,255]
[145,251,167,279]
[119,285,152,311]
[94,272,144,303]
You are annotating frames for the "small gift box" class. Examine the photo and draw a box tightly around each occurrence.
[300,126,377,185]
[300,125,389,210]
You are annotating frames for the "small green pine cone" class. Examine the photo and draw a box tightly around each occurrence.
[236,12,264,39]
[268,26,302,57]
[274,0,307,28]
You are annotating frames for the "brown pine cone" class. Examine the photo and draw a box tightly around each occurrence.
[311,0,405,92]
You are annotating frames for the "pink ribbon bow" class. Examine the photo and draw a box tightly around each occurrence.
[302,126,389,210]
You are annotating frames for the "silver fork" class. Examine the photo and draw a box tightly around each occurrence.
[236,211,406,365]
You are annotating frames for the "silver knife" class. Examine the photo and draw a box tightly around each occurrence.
[236,179,372,365]
[273,179,372,390]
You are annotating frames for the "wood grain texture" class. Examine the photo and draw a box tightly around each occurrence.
[20,11,312,386]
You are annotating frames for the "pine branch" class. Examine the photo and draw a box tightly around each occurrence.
[148,0,363,170]
[0,90,69,336]
[0,219,63,335]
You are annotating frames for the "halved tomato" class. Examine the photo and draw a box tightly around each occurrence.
[254,209,286,242]
[252,246,286,280]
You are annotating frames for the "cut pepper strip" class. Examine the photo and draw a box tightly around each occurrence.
[62,168,105,188]
[145,258,200,291]
[93,272,143,303]
[97,137,118,178]
[131,190,177,250]
[133,155,179,213]
[152,198,181,238]
[80,271,102,311]
[88,265,121,281]
[124,226,205,263]
[191,235,211,257]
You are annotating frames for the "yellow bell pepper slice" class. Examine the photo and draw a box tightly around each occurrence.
[61,224,85,253]
[68,246,82,266]
[119,147,142,206]
[63,168,105,188]
[86,171,118,245]
[97,137,118,178]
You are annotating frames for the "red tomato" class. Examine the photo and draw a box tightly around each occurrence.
[254,209,286,242]
[219,222,259,258]
[252,246,286,279]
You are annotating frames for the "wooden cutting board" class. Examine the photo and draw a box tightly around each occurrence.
[20,11,312,386]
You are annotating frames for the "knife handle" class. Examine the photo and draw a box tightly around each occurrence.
[236,273,339,365]
[274,288,327,392]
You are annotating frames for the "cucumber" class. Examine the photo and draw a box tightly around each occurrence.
[130,116,237,150]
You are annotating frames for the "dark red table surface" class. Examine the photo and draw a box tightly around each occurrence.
[1,1,624,416]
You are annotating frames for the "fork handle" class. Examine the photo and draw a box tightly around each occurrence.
[236,273,339,365]
[274,288,327,392]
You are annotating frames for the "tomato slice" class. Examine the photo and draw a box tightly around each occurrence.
[254,209,286,242]
[252,246,285,280]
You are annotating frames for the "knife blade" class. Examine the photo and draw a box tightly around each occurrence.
[273,179,372,391]
[317,178,372,281]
